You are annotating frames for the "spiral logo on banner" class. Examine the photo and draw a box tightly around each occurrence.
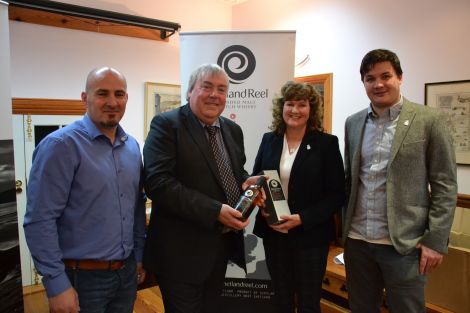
[217,45,256,84]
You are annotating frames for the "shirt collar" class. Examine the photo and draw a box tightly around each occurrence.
[83,114,127,142]
[198,118,221,128]
[367,96,403,121]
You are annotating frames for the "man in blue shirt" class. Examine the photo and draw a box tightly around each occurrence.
[24,67,146,313]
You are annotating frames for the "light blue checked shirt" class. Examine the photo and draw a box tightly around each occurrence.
[348,98,403,243]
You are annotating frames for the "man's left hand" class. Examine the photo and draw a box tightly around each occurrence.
[416,243,444,275]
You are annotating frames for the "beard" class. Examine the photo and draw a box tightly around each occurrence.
[100,118,119,128]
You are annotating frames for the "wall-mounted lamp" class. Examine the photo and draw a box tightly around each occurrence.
[7,0,181,40]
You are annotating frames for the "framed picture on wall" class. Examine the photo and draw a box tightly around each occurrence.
[295,73,333,134]
[144,82,181,138]
[425,79,470,165]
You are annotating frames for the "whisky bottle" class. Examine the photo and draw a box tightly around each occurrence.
[234,176,266,221]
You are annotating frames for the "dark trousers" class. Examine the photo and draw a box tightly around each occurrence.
[65,255,137,313]
[344,238,426,313]
[263,232,329,313]
[157,235,230,313]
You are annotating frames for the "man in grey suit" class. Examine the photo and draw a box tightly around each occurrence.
[343,49,457,313]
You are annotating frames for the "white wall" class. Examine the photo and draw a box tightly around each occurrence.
[9,0,470,193]
[232,0,470,193]
[10,22,179,143]
[1,1,12,140]
[9,0,233,145]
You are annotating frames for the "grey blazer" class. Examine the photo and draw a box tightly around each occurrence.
[343,98,457,255]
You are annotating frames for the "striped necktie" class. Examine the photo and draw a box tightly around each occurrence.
[206,126,240,207]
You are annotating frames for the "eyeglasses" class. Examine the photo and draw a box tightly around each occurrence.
[198,83,228,96]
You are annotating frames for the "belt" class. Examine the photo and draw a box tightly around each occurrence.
[63,259,125,270]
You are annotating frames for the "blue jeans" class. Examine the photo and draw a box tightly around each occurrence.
[65,255,137,313]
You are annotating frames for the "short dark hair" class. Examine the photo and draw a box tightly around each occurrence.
[270,81,322,135]
[360,49,403,81]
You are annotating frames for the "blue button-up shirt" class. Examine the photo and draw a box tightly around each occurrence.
[24,114,146,297]
[349,99,402,242]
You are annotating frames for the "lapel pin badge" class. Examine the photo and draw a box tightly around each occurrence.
[307,144,311,150]
[404,120,409,126]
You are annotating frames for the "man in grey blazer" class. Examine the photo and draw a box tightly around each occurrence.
[343,49,457,312]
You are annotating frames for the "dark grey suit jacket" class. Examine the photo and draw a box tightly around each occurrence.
[143,104,248,283]
[343,98,457,254]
